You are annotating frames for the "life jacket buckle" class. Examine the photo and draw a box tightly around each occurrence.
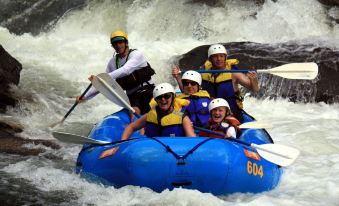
[177,158,186,165]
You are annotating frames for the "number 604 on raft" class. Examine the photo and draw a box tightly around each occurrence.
[247,161,264,178]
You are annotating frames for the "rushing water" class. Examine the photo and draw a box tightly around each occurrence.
[0,0,339,205]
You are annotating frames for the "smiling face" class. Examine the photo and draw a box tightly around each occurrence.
[112,40,128,56]
[210,53,226,70]
[182,80,199,95]
[155,92,173,111]
[210,106,227,123]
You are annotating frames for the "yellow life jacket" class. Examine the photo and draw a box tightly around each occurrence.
[145,98,190,137]
[149,97,190,111]
[201,59,244,110]
[201,59,239,83]
[176,90,210,99]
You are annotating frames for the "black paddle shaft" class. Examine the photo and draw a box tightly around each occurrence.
[63,83,92,121]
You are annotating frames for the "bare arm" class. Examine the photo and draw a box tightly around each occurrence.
[172,65,184,92]
[121,115,147,140]
[232,71,259,92]
[183,116,196,137]
[226,126,236,138]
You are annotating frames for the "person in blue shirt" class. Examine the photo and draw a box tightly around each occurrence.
[172,69,211,127]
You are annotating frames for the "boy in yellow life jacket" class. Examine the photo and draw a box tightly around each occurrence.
[201,44,259,120]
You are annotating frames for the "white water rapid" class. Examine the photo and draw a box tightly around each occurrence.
[0,0,338,205]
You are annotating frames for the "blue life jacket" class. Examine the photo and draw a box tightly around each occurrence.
[177,90,210,127]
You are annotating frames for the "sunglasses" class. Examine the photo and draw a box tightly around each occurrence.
[183,81,198,87]
[111,40,126,46]
[155,93,172,101]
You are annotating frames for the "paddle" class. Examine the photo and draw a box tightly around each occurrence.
[194,126,299,167]
[49,84,92,128]
[91,73,140,117]
[238,121,272,129]
[53,130,143,147]
[52,131,110,145]
[196,62,318,80]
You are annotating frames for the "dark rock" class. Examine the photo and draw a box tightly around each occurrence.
[0,45,22,112]
[318,0,339,6]
[178,42,339,103]
[187,0,265,7]
[0,47,60,156]
[0,0,87,35]
[0,45,21,85]
[0,119,61,156]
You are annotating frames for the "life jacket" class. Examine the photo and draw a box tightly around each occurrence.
[145,98,190,137]
[115,49,155,90]
[225,116,240,127]
[201,59,244,112]
[199,116,240,138]
[176,90,210,127]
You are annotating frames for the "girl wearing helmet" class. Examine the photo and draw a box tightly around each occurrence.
[172,68,211,127]
[78,30,155,115]
[201,44,259,120]
[199,98,240,138]
[121,83,195,140]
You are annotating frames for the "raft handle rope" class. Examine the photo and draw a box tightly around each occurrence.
[147,136,215,165]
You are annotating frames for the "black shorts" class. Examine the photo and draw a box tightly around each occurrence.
[128,84,155,115]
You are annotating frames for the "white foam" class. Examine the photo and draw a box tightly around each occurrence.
[0,0,338,205]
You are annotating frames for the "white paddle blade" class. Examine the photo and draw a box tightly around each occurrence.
[239,121,272,129]
[52,131,109,145]
[258,62,318,80]
[92,73,130,104]
[252,143,300,167]
[96,73,130,104]
[92,74,136,113]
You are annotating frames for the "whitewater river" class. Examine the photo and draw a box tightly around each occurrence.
[1,0,338,205]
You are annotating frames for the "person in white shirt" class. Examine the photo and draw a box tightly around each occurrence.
[77,31,155,115]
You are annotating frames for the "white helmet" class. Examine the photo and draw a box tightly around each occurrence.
[208,44,227,58]
[153,83,175,98]
[208,98,230,112]
[181,70,202,85]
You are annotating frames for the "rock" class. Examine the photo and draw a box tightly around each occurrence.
[187,0,265,7]
[0,47,60,156]
[0,0,87,35]
[178,42,339,103]
[0,119,61,156]
[0,45,22,112]
[318,0,339,6]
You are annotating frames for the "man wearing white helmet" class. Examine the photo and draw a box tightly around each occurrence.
[199,98,240,138]
[201,44,259,119]
[76,30,155,115]
[121,83,195,140]
[172,69,211,127]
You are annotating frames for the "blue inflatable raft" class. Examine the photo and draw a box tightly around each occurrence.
[75,109,282,195]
